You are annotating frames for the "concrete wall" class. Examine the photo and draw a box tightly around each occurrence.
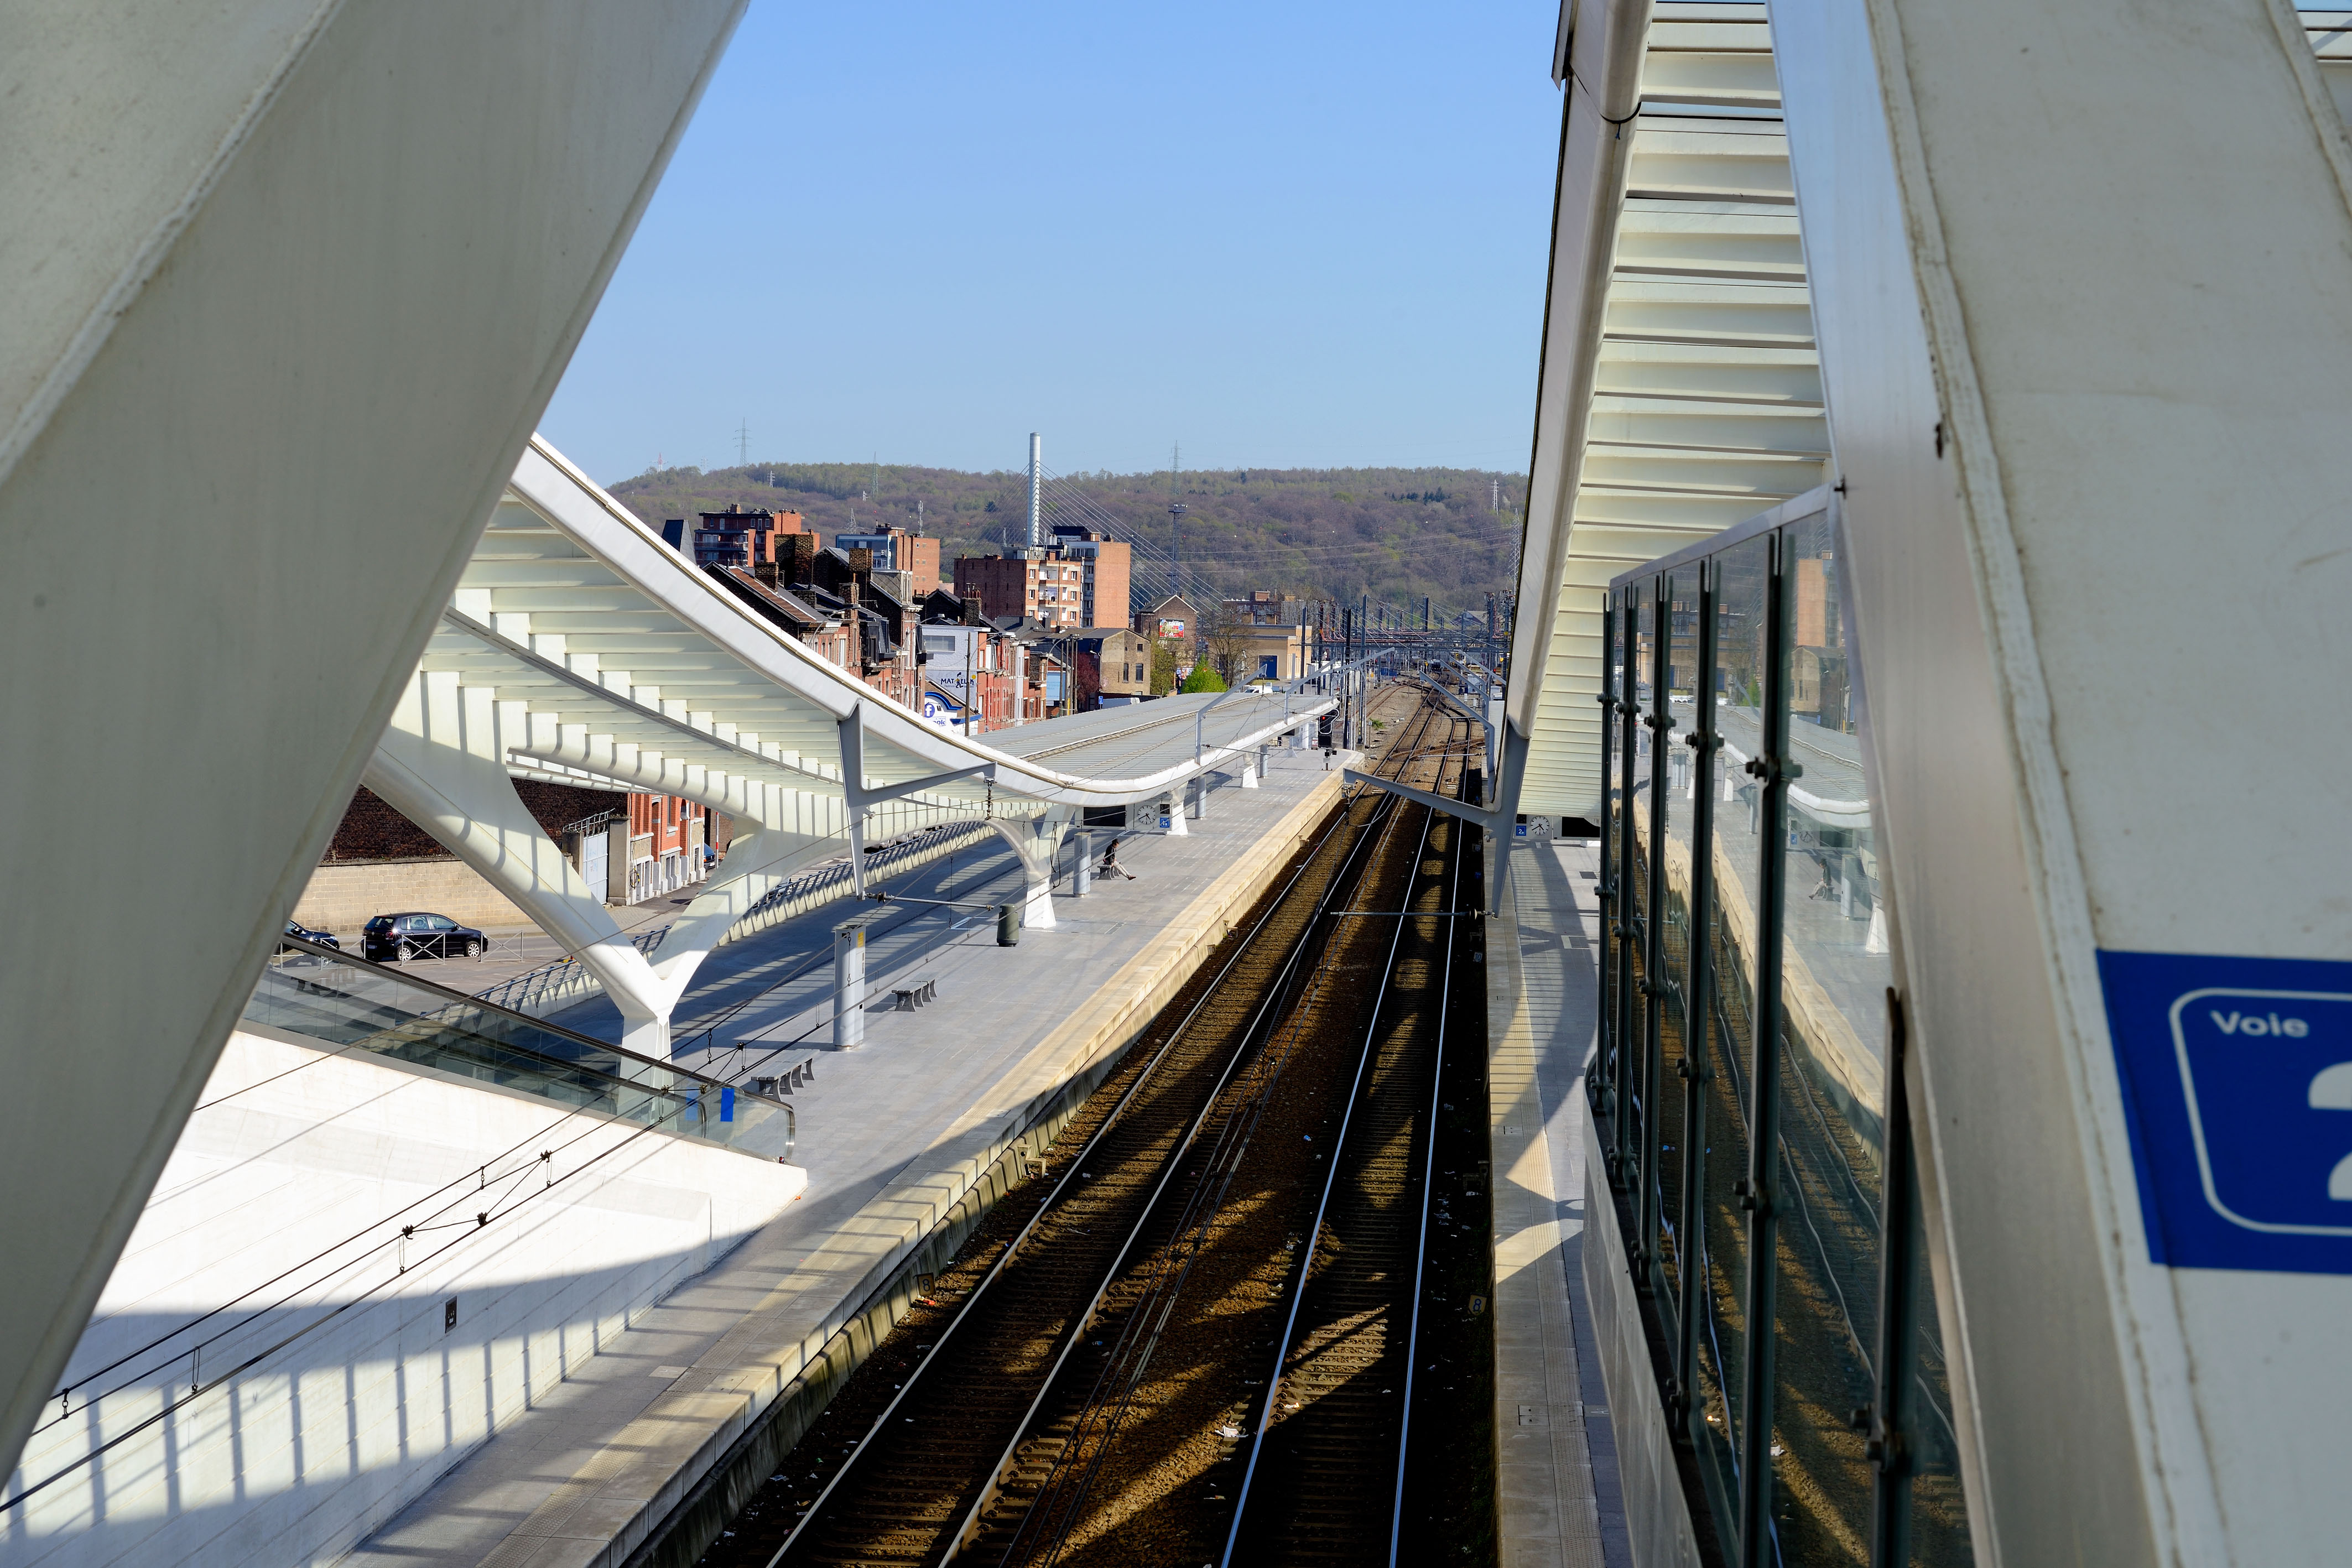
[1,1031,802,1568]
[1768,4,2352,1560]
[0,0,751,1477]
[291,858,538,938]
[1580,1102,1706,1568]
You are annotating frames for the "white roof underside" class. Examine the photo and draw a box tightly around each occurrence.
[1514,4,1824,817]
[1506,4,2352,819]
[438,437,1329,815]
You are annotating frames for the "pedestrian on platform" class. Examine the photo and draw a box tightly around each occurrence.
[1099,836,1136,881]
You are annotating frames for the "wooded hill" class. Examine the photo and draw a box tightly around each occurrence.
[604,460,1526,620]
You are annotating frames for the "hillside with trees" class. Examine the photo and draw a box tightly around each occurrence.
[605,460,1524,621]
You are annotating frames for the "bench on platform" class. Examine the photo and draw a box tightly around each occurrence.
[751,1055,818,1097]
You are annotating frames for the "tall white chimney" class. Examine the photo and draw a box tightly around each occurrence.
[1026,433,1042,550]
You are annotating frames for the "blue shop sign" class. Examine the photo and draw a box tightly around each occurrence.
[2099,950,2352,1274]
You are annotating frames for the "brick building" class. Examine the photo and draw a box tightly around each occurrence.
[832,525,941,595]
[662,505,808,571]
[1087,628,1152,704]
[708,567,858,671]
[953,526,1131,630]
[698,537,923,709]
[1135,593,1201,640]
[1024,627,1150,711]
[625,790,710,903]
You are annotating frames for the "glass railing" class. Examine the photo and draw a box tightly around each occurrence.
[1591,490,1971,1567]
[246,935,793,1159]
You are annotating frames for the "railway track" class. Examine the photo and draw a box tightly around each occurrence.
[1220,725,1470,1567]
[696,684,1486,1568]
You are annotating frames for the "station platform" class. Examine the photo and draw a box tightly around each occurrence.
[348,746,1352,1568]
[1487,831,1630,1568]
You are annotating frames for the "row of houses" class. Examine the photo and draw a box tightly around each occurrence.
[681,506,1320,722]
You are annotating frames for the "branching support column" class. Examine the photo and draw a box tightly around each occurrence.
[989,807,1076,930]
[369,671,682,1054]
[374,674,865,1055]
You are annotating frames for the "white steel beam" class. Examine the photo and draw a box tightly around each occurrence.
[0,0,748,1482]
[1767,4,2352,1562]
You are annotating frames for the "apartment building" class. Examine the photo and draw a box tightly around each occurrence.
[832,524,941,595]
[660,504,808,571]
[952,525,1131,630]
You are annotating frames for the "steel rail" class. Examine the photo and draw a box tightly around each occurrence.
[1216,727,1458,1566]
[763,768,1398,1568]
[1387,752,1469,1566]
[944,785,1411,1566]
[991,695,1456,1568]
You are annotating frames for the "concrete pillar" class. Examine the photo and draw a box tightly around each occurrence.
[1242,747,1262,788]
[1158,791,1187,836]
[1762,3,2352,1557]
[0,0,752,1483]
[1070,830,1092,897]
[1187,777,1207,820]
[1019,866,1055,928]
[989,808,1072,929]
[832,916,870,1050]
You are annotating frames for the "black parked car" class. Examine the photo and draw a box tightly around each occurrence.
[278,919,340,952]
[363,911,485,962]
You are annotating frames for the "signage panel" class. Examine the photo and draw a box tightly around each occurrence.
[2099,950,2352,1274]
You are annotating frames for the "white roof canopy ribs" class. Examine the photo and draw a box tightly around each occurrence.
[366,434,1334,1058]
[1510,2,1827,818]
[471,437,1326,811]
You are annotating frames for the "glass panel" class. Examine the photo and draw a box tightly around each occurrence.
[1903,1170,1976,1567]
[1616,586,1645,1165]
[1768,510,1891,1563]
[1652,574,1697,1311]
[246,944,790,1154]
[1627,588,1655,1179]
[1599,597,1622,1109]
[1690,532,1771,1528]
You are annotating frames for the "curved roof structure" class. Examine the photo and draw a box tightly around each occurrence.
[465,439,1328,815]
[1505,3,2352,823]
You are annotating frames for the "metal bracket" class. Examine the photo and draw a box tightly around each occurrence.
[1340,768,1497,831]
[837,702,992,811]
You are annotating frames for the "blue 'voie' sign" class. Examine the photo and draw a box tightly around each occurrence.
[2099,950,2352,1274]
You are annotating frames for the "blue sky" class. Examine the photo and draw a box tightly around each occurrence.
[537,1,1567,484]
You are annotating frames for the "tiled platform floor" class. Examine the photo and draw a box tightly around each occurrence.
[1489,834,1632,1568]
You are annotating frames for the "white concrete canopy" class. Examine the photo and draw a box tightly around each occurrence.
[1508,2,1829,819]
[0,0,754,1486]
[362,436,1335,1050]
